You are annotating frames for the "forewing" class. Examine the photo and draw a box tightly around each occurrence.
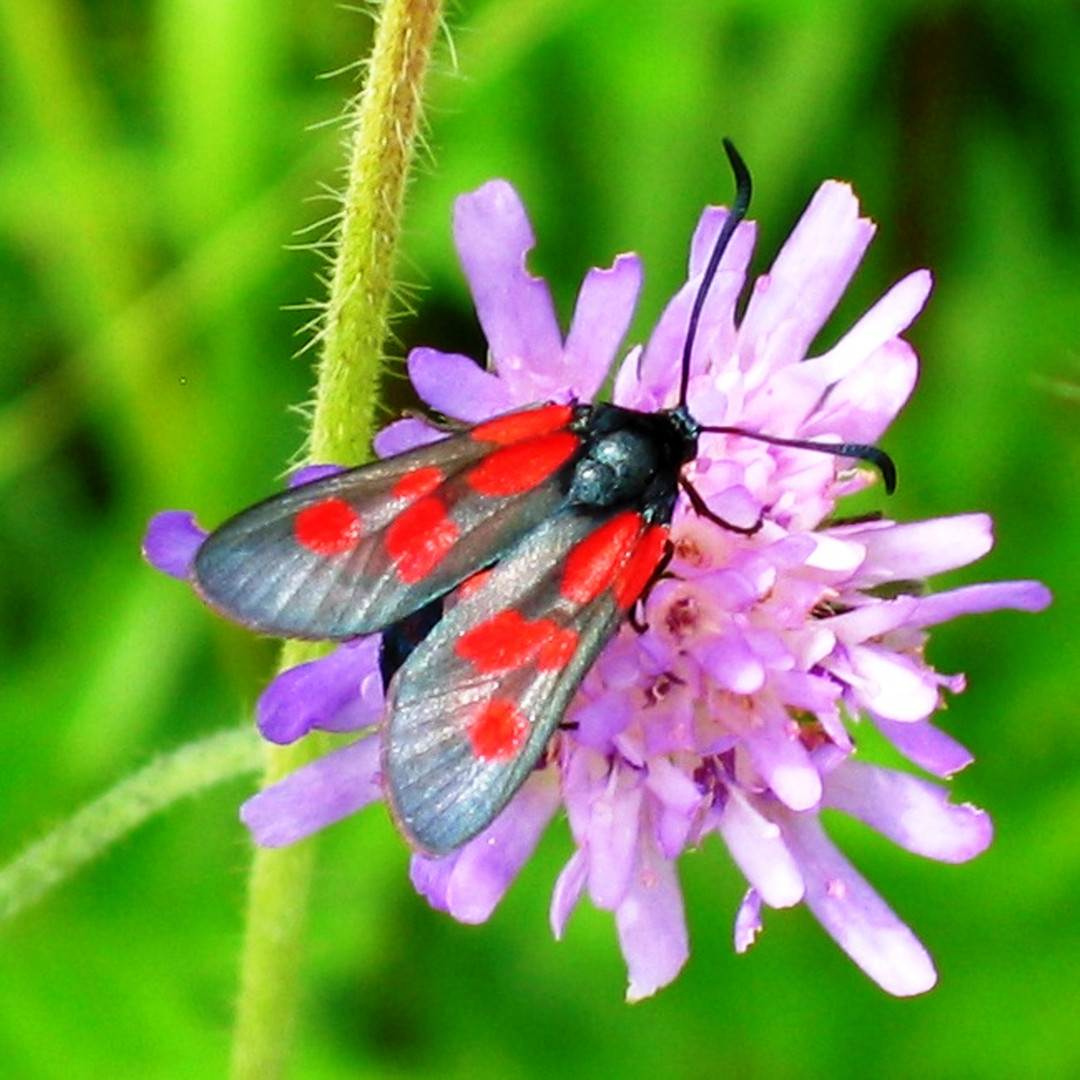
[192,405,580,639]
[383,508,669,855]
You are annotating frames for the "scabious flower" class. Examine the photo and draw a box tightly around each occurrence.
[145,176,1050,1001]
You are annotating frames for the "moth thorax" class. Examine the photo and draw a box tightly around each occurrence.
[568,427,671,510]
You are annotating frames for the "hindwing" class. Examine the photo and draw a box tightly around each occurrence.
[383,507,669,854]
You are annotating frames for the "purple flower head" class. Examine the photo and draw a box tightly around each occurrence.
[144,176,1050,1001]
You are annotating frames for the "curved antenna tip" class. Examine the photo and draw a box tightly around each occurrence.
[677,139,754,408]
[702,427,898,495]
[721,139,752,213]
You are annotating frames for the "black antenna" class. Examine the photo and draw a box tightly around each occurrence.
[679,140,897,496]
[702,426,897,494]
[678,138,752,408]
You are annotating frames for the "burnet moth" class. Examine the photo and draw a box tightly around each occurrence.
[191,142,896,856]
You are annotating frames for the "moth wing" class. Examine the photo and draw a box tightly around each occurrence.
[192,407,579,639]
[383,509,663,855]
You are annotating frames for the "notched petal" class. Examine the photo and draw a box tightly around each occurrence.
[564,254,643,401]
[616,834,689,1002]
[407,347,514,421]
[454,180,563,390]
[824,760,992,862]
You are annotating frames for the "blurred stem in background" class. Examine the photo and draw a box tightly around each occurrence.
[0,727,264,923]
[228,2,445,1078]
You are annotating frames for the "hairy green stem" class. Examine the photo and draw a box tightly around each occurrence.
[308,0,444,466]
[229,3,445,1078]
[0,727,264,924]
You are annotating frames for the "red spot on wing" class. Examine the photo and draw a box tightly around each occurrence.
[392,465,443,501]
[536,626,578,670]
[465,432,579,497]
[470,403,574,446]
[294,498,362,556]
[456,610,579,673]
[468,698,529,762]
[613,524,668,609]
[385,496,460,583]
[560,512,644,604]
[456,568,493,601]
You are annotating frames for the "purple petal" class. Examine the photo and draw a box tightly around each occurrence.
[700,632,766,695]
[716,789,804,907]
[563,254,642,402]
[824,761,992,862]
[872,716,974,777]
[573,692,634,749]
[645,757,704,858]
[562,745,608,836]
[615,833,689,1002]
[770,668,844,719]
[612,344,648,409]
[847,514,994,582]
[634,215,753,405]
[585,768,645,911]
[407,848,456,916]
[628,279,697,405]
[289,464,344,488]
[739,182,875,372]
[805,338,920,444]
[406,347,515,421]
[409,771,560,924]
[845,645,939,722]
[744,714,822,811]
[696,488,763,542]
[910,581,1052,628]
[805,532,866,574]
[826,596,921,643]
[240,734,382,847]
[782,813,937,996]
[453,180,563,392]
[688,209,757,278]
[809,269,932,385]
[733,888,764,953]
[373,417,446,457]
[550,848,588,939]
[736,353,834,434]
[143,510,206,579]
[256,638,383,744]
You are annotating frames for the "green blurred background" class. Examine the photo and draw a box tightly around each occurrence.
[2,0,1078,1076]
